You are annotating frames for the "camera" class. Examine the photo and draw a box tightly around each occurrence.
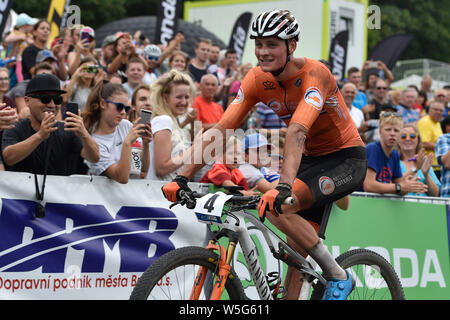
[84,65,99,73]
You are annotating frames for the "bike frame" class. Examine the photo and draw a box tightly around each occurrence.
[195,207,327,300]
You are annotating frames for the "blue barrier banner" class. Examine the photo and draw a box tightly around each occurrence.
[0,172,206,299]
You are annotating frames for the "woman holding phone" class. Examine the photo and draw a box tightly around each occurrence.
[64,57,106,112]
[82,80,152,183]
[147,69,196,181]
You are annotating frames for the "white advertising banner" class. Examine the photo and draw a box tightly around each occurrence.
[0,172,208,299]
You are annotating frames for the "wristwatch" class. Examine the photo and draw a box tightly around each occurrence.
[395,183,402,194]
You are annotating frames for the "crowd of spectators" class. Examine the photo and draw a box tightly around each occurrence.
[1,12,450,200]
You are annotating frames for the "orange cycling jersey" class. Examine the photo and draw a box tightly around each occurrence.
[219,58,363,156]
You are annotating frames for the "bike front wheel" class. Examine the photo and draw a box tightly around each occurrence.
[311,249,405,300]
[130,246,246,300]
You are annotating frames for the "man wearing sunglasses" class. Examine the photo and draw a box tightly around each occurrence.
[1,73,100,175]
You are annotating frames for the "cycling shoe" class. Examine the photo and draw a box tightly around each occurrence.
[322,270,354,300]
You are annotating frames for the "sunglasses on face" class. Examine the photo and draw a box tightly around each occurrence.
[29,94,63,105]
[376,86,387,90]
[147,56,159,61]
[401,132,417,140]
[105,99,131,114]
[380,111,402,119]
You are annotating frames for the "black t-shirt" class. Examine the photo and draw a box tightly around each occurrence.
[188,63,207,83]
[368,99,385,120]
[1,119,84,175]
[21,44,42,80]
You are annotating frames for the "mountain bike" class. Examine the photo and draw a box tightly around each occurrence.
[130,189,405,300]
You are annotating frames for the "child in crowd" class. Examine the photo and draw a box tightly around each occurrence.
[239,133,280,193]
[200,136,258,196]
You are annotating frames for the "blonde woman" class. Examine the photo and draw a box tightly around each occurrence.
[147,70,196,181]
[398,124,440,196]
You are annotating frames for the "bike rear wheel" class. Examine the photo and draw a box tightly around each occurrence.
[311,249,405,300]
[130,246,246,300]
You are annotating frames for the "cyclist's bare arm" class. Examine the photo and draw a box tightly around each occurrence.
[179,123,228,179]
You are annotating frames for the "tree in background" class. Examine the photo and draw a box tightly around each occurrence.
[368,0,450,62]
[12,0,160,30]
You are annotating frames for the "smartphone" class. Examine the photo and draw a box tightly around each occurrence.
[81,32,91,47]
[368,61,378,68]
[65,103,79,118]
[139,109,152,136]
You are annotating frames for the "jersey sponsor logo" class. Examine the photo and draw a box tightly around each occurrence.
[231,87,244,104]
[267,99,281,112]
[304,87,323,111]
[325,96,338,107]
[319,176,335,195]
[263,80,276,90]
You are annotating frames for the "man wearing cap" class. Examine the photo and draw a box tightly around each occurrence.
[142,44,162,85]
[1,74,99,175]
[36,49,67,81]
[99,35,117,71]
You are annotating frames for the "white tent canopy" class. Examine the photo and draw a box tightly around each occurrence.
[390,74,449,91]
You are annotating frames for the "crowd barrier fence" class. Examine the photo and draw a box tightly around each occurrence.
[0,171,448,300]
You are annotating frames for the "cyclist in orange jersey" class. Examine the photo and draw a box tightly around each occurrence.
[162,9,367,300]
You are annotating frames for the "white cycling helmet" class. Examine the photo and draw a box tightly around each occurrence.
[143,44,162,58]
[249,10,300,41]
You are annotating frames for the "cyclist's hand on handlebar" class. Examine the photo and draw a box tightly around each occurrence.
[161,175,192,202]
[257,183,292,222]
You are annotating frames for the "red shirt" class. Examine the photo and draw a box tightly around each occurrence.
[200,163,249,190]
[192,95,224,124]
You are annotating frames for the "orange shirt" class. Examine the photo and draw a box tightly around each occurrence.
[192,96,224,124]
[219,58,363,156]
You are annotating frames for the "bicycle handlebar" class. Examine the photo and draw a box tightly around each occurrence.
[177,190,294,210]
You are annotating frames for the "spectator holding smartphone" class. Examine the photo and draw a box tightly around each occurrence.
[67,26,97,76]
[1,74,99,175]
[108,33,147,83]
[82,80,152,183]
[64,57,106,112]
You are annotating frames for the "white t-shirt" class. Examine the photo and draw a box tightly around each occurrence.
[239,163,264,188]
[143,72,158,85]
[348,105,365,128]
[86,119,139,176]
[147,115,191,181]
